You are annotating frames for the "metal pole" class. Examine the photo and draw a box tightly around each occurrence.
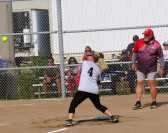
[9,0,14,63]
[56,0,66,98]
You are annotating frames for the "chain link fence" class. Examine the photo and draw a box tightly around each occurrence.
[1,0,168,100]
[0,28,168,99]
[0,61,168,100]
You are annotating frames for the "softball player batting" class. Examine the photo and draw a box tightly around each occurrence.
[65,51,119,126]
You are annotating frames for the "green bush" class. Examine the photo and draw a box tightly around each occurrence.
[16,56,48,99]
[31,56,48,81]
[30,56,48,66]
[16,71,35,99]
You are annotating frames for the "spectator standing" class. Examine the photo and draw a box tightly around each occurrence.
[132,28,165,109]
[162,41,168,60]
[125,35,139,93]
[126,35,139,60]
[162,41,168,74]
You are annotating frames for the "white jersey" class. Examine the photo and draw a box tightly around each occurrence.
[78,60,101,94]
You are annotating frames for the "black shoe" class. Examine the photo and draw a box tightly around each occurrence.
[150,101,157,109]
[132,101,143,110]
[110,115,119,123]
[64,119,73,126]
[64,119,78,126]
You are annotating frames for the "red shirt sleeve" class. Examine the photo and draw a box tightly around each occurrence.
[133,39,144,53]
[133,42,138,53]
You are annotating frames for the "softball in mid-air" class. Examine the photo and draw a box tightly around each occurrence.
[1,36,9,43]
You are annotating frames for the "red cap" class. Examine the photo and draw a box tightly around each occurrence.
[143,28,154,37]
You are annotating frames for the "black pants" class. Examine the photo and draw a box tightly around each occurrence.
[69,91,108,114]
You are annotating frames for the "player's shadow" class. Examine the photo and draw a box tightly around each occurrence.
[143,101,168,108]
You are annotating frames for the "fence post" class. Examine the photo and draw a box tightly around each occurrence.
[56,0,66,98]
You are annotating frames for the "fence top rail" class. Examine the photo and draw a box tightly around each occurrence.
[63,24,168,34]
[0,61,133,71]
[1,59,168,71]
[0,65,59,71]
[1,24,168,36]
[0,31,57,36]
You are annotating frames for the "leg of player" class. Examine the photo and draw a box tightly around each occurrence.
[65,91,88,126]
[104,109,119,123]
[89,94,119,123]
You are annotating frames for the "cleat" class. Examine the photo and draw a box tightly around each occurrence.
[132,101,143,110]
[109,115,119,123]
[150,101,157,109]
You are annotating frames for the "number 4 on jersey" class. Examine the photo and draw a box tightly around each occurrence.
[88,67,93,77]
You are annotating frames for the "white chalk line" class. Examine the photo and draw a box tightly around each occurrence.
[48,127,68,133]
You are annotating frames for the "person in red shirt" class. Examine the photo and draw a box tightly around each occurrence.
[132,28,164,109]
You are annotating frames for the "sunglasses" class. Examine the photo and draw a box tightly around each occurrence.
[86,54,93,57]
[85,50,91,52]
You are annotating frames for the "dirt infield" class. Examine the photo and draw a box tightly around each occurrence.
[0,94,168,133]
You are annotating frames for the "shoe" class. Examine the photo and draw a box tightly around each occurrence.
[64,119,73,126]
[150,101,157,109]
[110,115,119,123]
[64,119,78,126]
[132,101,143,110]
